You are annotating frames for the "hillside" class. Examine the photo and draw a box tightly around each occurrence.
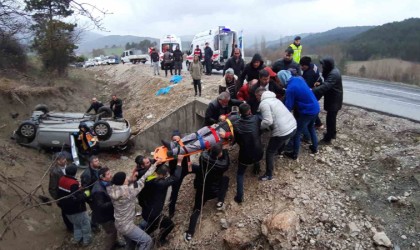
[77,35,159,53]
[266,27,373,50]
[346,18,420,62]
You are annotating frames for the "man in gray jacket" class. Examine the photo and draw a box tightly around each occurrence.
[256,88,297,181]
[107,160,161,250]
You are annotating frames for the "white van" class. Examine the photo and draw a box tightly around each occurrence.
[185,26,243,71]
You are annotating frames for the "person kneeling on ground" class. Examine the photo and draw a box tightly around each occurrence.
[161,113,240,157]
[107,160,161,250]
[184,143,230,242]
[139,163,182,246]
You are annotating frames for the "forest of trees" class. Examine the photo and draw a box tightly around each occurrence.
[345,18,420,62]
[124,39,157,53]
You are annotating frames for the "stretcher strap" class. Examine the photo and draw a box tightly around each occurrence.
[177,139,189,154]
[226,119,234,137]
[208,126,220,143]
[196,133,206,150]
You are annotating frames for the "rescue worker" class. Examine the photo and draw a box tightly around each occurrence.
[288,36,302,64]
[204,42,213,75]
[173,46,183,75]
[233,103,263,203]
[312,57,343,144]
[218,68,238,100]
[239,53,265,88]
[58,164,92,246]
[271,48,302,75]
[184,143,230,241]
[193,45,202,61]
[163,48,173,77]
[223,48,245,77]
[256,88,297,181]
[107,160,160,250]
[75,122,98,156]
[278,70,320,160]
[81,155,102,229]
[110,94,123,118]
[139,164,181,246]
[86,97,104,114]
[91,167,120,250]
[48,152,73,231]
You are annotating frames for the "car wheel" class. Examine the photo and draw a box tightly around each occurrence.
[97,106,113,118]
[93,121,112,140]
[18,121,37,141]
[34,104,49,114]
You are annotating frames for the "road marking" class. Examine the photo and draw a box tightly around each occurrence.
[345,90,420,107]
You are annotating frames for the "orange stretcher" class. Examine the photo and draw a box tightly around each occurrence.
[153,119,235,162]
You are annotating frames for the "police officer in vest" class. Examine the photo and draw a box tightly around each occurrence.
[288,36,302,64]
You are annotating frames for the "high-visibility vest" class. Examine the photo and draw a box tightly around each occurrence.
[289,43,302,63]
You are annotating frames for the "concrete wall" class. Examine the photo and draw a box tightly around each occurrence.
[134,98,210,153]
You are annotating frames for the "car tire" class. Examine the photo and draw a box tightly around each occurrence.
[97,106,113,118]
[34,104,49,114]
[18,121,37,141]
[93,121,112,140]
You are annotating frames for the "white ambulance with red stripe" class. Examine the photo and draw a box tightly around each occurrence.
[186,26,243,71]
[159,34,182,69]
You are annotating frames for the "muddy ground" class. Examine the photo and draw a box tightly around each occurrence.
[0,64,419,250]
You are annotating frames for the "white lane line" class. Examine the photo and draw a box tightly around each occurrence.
[344,91,420,107]
[380,88,420,97]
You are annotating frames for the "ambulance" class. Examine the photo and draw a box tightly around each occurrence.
[185,26,244,71]
[159,34,182,69]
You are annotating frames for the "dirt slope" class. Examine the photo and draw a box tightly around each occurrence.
[0,64,419,250]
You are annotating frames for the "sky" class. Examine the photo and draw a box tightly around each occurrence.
[82,0,420,41]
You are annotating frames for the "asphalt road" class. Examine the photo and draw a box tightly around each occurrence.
[342,76,420,122]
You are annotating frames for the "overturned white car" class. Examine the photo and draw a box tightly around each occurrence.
[13,105,131,151]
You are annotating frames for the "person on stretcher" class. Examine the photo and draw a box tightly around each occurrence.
[161,111,240,157]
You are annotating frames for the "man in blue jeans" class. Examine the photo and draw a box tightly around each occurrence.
[256,88,297,181]
[278,70,320,160]
[233,103,263,203]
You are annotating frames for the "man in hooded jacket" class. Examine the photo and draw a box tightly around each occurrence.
[239,53,265,88]
[312,57,343,144]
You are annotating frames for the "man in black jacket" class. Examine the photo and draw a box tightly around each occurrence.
[223,48,245,77]
[81,155,102,228]
[150,48,160,76]
[312,57,343,144]
[86,97,104,114]
[239,53,265,87]
[58,165,91,246]
[91,167,118,250]
[271,48,302,75]
[300,56,323,129]
[204,42,213,75]
[248,69,284,114]
[110,94,123,118]
[173,46,183,75]
[140,164,182,245]
[184,143,230,242]
[232,103,263,203]
[204,91,243,126]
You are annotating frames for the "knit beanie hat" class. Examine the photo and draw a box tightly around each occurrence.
[112,172,126,186]
[225,68,234,75]
[278,70,292,86]
[264,67,276,77]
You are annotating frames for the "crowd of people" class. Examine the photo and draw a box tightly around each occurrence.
[48,36,343,249]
